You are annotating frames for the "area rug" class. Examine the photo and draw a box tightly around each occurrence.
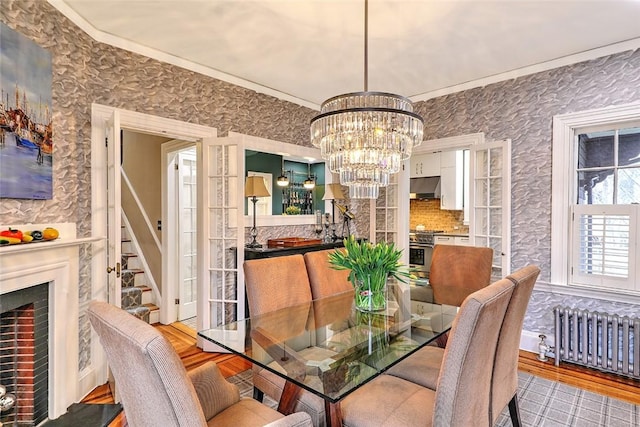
[494,372,639,427]
[228,370,639,426]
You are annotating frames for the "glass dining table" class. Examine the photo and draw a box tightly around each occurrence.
[198,282,457,427]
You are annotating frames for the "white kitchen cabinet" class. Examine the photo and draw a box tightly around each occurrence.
[410,152,440,178]
[433,235,454,245]
[440,150,464,210]
[434,235,471,246]
[454,236,471,246]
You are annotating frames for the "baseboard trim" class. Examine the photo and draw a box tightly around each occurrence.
[78,366,99,401]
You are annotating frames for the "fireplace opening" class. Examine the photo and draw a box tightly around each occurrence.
[0,283,49,427]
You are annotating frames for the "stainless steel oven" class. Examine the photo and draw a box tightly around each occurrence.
[409,245,432,277]
[408,230,444,278]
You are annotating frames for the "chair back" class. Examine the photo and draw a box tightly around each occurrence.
[433,278,515,427]
[430,244,493,306]
[304,249,354,299]
[88,301,206,427]
[244,254,313,316]
[491,265,540,422]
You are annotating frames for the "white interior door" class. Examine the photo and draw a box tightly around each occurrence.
[198,136,245,351]
[106,112,122,306]
[178,149,197,320]
[470,139,512,280]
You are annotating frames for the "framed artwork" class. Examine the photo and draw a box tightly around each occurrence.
[0,22,53,199]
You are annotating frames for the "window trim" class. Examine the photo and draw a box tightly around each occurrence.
[551,102,640,291]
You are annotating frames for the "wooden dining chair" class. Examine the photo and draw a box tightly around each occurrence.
[340,277,516,427]
[244,254,329,427]
[87,301,312,427]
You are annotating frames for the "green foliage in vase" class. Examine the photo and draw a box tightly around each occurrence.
[329,236,409,310]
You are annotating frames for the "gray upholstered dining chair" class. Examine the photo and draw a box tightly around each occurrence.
[492,265,540,426]
[244,254,328,427]
[87,300,312,427]
[340,277,516,427]
[385,265,540,426]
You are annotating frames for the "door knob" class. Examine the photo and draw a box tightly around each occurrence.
[106,262,121,278]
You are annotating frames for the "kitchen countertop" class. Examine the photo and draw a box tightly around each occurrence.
[436,232,469,237]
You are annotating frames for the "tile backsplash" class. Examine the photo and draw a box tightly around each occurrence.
[409,199,468,233]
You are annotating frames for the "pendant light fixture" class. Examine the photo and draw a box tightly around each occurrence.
[276,157,289,187]
[303,163,315,189]
[310,0,424,199]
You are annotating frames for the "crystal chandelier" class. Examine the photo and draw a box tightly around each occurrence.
[310,0,424,199]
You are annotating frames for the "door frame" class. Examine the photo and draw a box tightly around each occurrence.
[91,104,217,325]
[163,141,198,321]
[400,132,511,275]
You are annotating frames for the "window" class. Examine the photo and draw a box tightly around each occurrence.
[552,105,640,295]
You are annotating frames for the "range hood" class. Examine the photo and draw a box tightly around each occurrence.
[410,176,441,199]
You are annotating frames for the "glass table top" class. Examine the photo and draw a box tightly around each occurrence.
[198,284,457,403]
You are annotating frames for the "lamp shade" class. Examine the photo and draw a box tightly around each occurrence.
[245,176,271,197]
[323,183,345,200]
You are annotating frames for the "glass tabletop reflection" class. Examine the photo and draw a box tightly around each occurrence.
[198,283,457,404]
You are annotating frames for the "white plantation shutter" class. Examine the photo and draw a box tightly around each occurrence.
[571,204,637,290]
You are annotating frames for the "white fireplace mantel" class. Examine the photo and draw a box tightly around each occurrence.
[0,223,101,420]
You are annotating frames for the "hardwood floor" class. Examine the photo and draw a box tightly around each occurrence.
[82,322,640,426]
[517,349,640,405]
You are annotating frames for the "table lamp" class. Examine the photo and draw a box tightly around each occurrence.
[322,183,345,241]
[245,176,271,248]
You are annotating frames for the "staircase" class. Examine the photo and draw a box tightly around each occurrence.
[120,224,159,323]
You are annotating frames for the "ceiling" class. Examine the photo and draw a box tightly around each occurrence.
[50,0,640,110]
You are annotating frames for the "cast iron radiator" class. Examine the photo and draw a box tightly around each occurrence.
[553,306,640,379]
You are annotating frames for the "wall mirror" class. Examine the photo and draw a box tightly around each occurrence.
[229,132,332,226]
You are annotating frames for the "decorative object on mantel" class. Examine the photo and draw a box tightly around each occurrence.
[244,176,271,248]
[329,236,409,312]
[309,0,424,200]
[0,226,58,245]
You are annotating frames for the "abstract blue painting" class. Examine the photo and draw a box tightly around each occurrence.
[0,22,53,199]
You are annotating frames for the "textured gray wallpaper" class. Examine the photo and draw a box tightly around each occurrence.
[414,49,640,335]
[3,0,640,370]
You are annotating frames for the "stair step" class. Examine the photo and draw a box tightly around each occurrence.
[139,285,153,305]
[122,269,145,287]
[121,252,139,269]
[120,286,142,310]
[144,303,160,324]
[143,303,159,311]
[125,306,150,323]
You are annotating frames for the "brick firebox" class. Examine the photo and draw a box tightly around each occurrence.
[0,283,48,427]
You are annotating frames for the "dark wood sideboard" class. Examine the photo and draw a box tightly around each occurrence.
[244,240,345,260]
